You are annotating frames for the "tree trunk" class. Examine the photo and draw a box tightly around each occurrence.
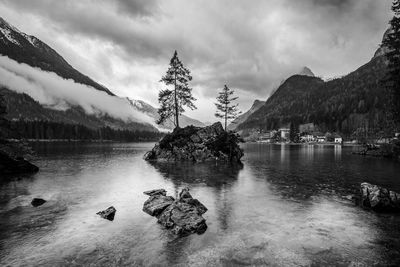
[174,70,179,128]
[224,102,227,131]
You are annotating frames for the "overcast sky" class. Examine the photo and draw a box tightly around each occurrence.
[0,0,393,122]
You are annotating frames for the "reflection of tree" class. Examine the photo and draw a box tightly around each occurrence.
[147,161,242,190]
[147,161,242,234]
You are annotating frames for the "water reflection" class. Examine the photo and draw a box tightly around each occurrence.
[334,144,342,160]
[1,143,400,266]
[148,161,243,232]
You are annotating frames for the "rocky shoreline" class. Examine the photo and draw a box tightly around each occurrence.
[358,182,400,212]
[0,141,39,174]
[352,142,400,161]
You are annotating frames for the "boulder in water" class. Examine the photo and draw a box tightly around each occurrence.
[143,195,175,216]
[0,150,39,174]
[97,206,117,221]
[142,187,208,235]
[31,198,46,207]
[360,182,400,212]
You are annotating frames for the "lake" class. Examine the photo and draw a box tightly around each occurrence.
[1,142,400,266]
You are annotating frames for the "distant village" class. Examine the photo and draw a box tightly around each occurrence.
[249,123,399,145]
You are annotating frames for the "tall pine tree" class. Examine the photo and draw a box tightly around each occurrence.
[215,85,241,131]
[157,51,196,128]
[382,0,400,124]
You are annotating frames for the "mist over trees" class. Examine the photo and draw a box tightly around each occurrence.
[215,85,241,131]
[157,51,196,129]
[0,93,7,139]
[3,120,163,141]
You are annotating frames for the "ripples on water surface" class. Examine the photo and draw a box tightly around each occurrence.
[1,142,400,266]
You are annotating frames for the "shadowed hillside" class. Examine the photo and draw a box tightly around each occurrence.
[237,56,392,138]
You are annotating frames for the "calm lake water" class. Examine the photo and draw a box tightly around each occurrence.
[1,142,400,266]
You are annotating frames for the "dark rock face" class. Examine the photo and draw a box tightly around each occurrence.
[142,187,208,235]
[31,198,46,207]
[97,206,117,221]
[143,195,175,216]
[360,182,400,212]
[144,122,243,163]
[0,150,39,174]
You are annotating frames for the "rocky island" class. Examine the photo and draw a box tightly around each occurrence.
[144,122,243,163]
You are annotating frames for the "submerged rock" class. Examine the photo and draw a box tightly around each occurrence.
[31,198,46,207]
[359,182,400,212]
[144,122,243,163]
[97,206,117,221]
[142,187,208,235]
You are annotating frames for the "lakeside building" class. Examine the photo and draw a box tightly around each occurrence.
[334,135,343,143]
[300,133,314,142]
[313,132,326,142]
[279,127,290,140]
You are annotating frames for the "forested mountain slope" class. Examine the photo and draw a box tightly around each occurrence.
[238,56,390,137]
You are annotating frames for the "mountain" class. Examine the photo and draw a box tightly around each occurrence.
[373,28,392,59]
[127,98,205,130]
[237,32,393,138]
[0,17,205,136]
[0,17,164,139]
[298,66,315,77]
[0,17,114,96]
[227,99,265,131]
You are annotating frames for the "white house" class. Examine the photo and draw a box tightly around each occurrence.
[300,134,314,142]
[279,128,290,140]
[334,137,343,143]
[313,132,326,142]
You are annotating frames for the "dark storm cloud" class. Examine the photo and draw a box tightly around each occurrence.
[309,0,352,9]
[0,0,393,104]
[114,0,160,17]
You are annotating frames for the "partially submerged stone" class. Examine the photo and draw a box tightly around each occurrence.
[143,189,167,196]
[360,182,400,212]
[157,201,207,235]
[97,206,117,221]
[142,187,208,235]
[0,150,39,174]
[178,187,207,214]
[143,195,175,216]
[31,198,46,207]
